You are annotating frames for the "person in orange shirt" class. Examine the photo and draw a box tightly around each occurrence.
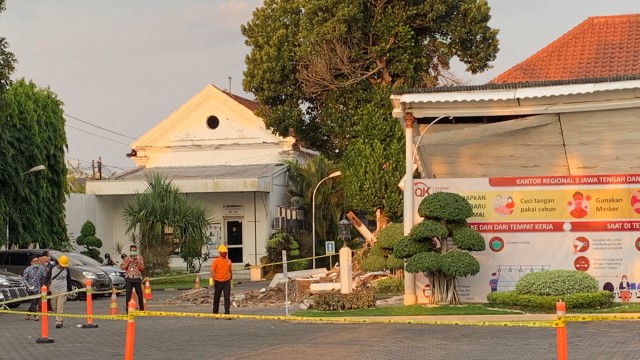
[210,245,233,314]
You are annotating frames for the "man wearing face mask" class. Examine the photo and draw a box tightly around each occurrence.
[210,245,233,315]
[120,244,145,312]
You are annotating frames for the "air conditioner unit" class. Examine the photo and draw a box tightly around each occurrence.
[272,217,282,230]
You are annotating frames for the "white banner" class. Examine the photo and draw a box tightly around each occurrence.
[413,174,640,303]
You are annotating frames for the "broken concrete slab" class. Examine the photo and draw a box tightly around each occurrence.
[268,268,328,288]
[309,282,341,293]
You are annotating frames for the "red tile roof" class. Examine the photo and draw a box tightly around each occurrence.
[491,14,640,84]
[222,90,260,112]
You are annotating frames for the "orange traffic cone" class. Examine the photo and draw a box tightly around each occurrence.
[131,290,139,311]
[109,288,118,315]
[143,278,152,300]
[194,273,201,289]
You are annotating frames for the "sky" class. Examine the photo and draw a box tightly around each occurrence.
[1,0,639,173]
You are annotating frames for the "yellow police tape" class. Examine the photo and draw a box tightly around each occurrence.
[565,313,640,322]
[133,310,563,328]
[0,308,128,321]
[146,254,334,282]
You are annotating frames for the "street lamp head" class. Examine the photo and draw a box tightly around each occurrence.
[328,171,342,178]
[22,164,46,176]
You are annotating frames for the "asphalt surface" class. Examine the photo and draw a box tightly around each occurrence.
[1,281,640,360]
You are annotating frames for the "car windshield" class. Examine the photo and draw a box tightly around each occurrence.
[67,253,103,267]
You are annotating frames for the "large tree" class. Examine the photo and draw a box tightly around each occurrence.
[0,0,16,93]
[0,79,69,249]
[242,0,499,218]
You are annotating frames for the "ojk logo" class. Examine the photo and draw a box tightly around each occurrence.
[414,181,431,198]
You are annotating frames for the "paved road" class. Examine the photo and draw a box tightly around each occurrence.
[1,283,639,360]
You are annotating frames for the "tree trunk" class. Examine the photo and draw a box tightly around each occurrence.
[426,273,461,305]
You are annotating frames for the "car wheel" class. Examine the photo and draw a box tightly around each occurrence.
[67,282,84,301]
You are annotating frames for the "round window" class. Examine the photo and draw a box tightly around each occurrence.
[207,115,220,129]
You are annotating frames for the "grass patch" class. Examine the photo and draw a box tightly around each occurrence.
[295,304,523,317]
[570,302,640,313]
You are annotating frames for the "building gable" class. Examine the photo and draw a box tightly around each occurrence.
[131,85,282,150]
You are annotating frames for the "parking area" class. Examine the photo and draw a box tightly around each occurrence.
[2,284,640,359]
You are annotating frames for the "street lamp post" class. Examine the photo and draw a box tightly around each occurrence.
[312,171,342,269]
[5,165,46,249]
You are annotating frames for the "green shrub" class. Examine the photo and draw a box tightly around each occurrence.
[408,220,449,242]
[487,290,613,310]
[376,223,404,249]
[373,278,403,294]
[417,192,473,221]
[393,237,432,259]
[515,270,598,296]
[314,289,376,311]
[451,226,485,251]
[386,255,404,270]
[360,255,387,272]
[287,259,310,271]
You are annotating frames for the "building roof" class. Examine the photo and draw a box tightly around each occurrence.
[114,163,287,181]
[491,14,640,83]
[215,85,260,112]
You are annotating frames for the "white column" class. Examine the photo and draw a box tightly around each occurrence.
[403,113,417,305]
[339,245,352,294]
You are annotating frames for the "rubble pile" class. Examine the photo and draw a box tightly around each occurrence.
[239,280,299,307]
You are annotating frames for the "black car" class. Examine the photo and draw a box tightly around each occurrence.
[0,269,29,309]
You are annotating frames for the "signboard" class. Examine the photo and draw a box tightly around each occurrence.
[325,241,336,254]
[413,174,640,303]
[223,205,244,217]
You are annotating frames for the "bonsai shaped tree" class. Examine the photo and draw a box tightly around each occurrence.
[360,222,404,275]
[76,220,103,262]
[393,192,485,305]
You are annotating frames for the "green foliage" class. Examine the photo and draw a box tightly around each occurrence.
[417,192,473,221]
[515,270,599,296]
[360,255,387,272]
[487,291,614,310]
[340,88,404,217]
[0,0,16,92]
[0,79,69,249]
[264,231,306,273]
[451,226,485,251]
[439,251,480,278]
[406,251,441,273]
[368,243,385,257]
[386,254,404,270]
[375,223,404,249]
[81,248,102,263]
[373,278,403,294]
[314,289,376,311]
[242,0,498,157]
[76,220,103,262]
[408,220,449,242]
[393,237,431,259]
[242,0,498,218]
[123,174,212,274]
[283,157,342,259]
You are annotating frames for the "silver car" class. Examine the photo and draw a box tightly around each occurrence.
[67,253,126,294]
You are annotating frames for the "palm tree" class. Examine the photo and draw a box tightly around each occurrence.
[285,157,343,263]
[122,174,212,274]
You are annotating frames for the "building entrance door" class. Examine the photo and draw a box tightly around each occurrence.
[225,220,243,263]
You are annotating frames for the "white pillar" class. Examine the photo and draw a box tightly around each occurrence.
[403,113,417,305]
[339,245,353,294]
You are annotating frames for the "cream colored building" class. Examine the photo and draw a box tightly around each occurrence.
[81,85,315,268]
